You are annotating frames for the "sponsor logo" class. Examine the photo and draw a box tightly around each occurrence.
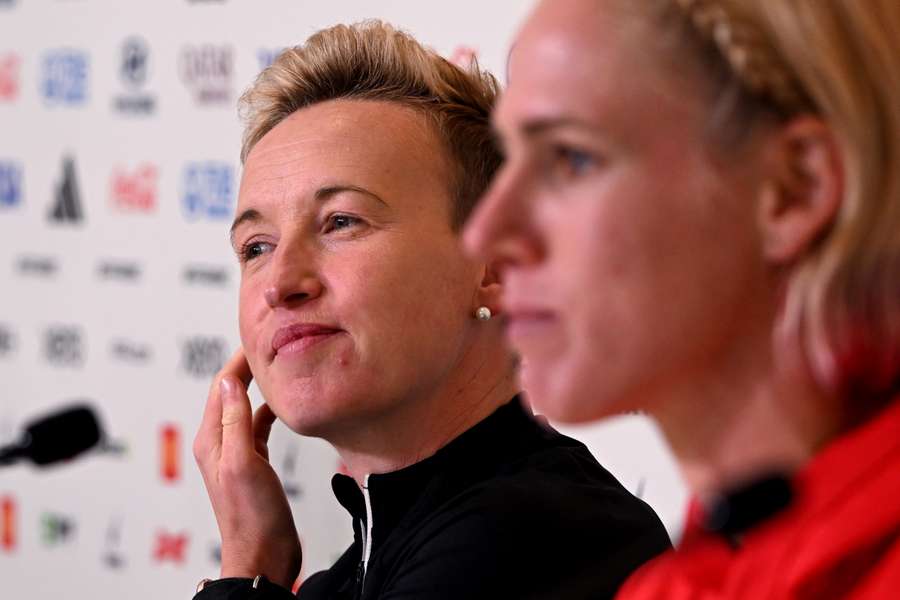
[113,37,156,114]
[110,163,157,212]
[41,512,76,545]
[178,45,232,105]
[181,162,233,220]
[43,326,84,367]
[0,161,22,208]
[110,339,152,364]
[96,259,142,282]
[1,496,16,552]
[281,446,303,501]
[256,48,282,71]
[153,531,189,564]
[160,424,180,483]
[102,517,126,569]
[49,156,84,223]
[41,50,89,106]
[181,336,227,378]
[183,264,229,287]
[0,53,20,101]
[17,255,58,277]
[0,324,15,357]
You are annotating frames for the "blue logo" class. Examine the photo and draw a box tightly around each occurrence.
[0,162,22,208]
[41,50,89,105]
[182,163,233,219]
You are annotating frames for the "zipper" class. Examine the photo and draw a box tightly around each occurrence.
[356,474,374,598]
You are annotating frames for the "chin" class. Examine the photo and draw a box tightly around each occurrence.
[522,363,629,424]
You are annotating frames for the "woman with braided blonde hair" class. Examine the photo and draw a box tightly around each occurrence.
[465,0,900,597]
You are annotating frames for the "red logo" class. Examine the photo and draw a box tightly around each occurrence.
[153,531,189,564]
[110,164,157,212]
[161,424,180,483]
[0,54,20,101]
[1,495,16,552]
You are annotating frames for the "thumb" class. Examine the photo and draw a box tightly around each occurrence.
[219,376,253,463]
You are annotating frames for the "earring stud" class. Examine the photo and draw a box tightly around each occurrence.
[476,306,492,321]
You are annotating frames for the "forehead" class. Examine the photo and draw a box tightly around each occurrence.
[498,0,678,134]
[239,99,449,208]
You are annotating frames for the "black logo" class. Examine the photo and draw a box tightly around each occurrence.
[114,37,155,115]
[97,260,142,282]
[44,326,84,366]
[181,336,227,378]
[49,156,83,223]
[16,255,58,277]
[0,324,14,357]
[110,339,152,364]
[183,265,229,287]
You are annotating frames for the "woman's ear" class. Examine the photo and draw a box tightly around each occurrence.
[475,260,504,315]
[756,116,844,265]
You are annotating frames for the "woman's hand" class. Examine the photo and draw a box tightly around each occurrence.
[193,349,302,590]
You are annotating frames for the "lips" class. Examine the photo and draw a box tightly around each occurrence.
[271,323,343,356]
[504,307,558,341]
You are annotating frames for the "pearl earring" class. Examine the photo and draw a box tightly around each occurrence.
[476,306,492,321]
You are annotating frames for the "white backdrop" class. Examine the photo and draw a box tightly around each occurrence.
[0,1,687,598]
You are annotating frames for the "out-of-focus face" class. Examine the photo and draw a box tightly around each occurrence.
[235,99,484,438]
[465,0,771,422]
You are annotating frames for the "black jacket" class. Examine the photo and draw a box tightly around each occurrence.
[194,398,670,600]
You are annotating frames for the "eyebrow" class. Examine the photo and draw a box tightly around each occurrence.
[520,116,597,137]
[229,183,387,247]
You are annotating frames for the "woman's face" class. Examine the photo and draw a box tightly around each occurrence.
[235,99,483,437]
[465,0,771,422]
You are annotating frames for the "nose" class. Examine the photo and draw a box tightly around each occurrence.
[463,161,545,268]
[263,239,324,309]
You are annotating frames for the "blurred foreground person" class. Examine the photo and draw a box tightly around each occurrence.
[192,21,669,600]
[466,0,900,598]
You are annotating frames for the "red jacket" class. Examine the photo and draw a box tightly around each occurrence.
[617,398,900,600]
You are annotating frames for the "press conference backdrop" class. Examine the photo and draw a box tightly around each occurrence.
[0,1,687,598]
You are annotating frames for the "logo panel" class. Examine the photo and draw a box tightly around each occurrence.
[181,162,233,220]
[160,424,180,483]
[110,164,157,212]
[114,37,156,114]
[49,157,83,223]
[43,326,84,367]
[0,53,20,101]
[179,45,232,105]
[41,50,89,106]
[181,336,227,378]
[0,161,22,208]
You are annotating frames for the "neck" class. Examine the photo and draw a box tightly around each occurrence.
[330,333,518,486]
[652,334,843,497]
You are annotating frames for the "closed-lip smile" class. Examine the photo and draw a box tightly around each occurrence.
[271,323,343,357]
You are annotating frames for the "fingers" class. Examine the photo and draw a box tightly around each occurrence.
[194,347,254,466]
[252,403,278,461]
[219,376,254,464]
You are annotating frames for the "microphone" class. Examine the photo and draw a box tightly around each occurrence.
[0,404,104,467]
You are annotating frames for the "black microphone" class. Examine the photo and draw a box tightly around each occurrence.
[0,404,104,467]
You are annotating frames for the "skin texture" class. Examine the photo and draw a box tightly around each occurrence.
[464,0,844,494]
[195,98,516,586]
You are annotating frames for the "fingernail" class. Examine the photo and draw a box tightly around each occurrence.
[219,377,235,399]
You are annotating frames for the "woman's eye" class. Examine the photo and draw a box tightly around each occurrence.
[548,145,596,179]
[324,214,361,233]
[238,241,272,263]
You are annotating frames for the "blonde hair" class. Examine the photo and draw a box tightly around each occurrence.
[239,20,501,228]
[646,0,900,403]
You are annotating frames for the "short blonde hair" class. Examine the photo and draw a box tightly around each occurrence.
[644,0,900,403]
[239,20,501,228]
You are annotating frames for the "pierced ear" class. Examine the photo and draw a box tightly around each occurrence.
[757,116,844,265]
[475,260,504,315]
